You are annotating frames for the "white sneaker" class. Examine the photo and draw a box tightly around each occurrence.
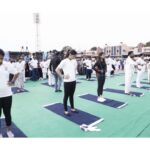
[97,97,106,102]
[0,133,3,138]
[7,130,14,138]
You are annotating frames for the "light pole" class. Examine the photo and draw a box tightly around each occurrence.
[34,13,40,52]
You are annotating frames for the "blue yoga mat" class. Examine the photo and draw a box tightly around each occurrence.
[11,87,29,94]
[120,84,150,90]
[41,82,55,87]
[104,88,144,97]
[133,81,150,85]
[78,78,96,81]
[79,94,127,108]
[44,103,104,126]
[42,81,81,87]
[0,118,27,137]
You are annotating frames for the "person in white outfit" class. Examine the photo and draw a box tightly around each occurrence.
[0,49,19,138]
[147,59,150,83]
[20,57,26,82]
[40,59,47,80]
[116,59,121,72]
[83,57,93,80]
[15,58,25,92]
[124,51,137,95]
[47,57,55,86]
[106,56,113,76]
[136,54,146,88]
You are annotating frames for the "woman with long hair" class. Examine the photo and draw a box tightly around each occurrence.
[93,52,107,102]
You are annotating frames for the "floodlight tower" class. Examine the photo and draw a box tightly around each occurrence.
[34,13,40,52]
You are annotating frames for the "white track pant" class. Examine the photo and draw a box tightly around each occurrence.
[42,68,47,79]
[15,72,24,89]
[106,65,112,76]
[23,70,26,82]
[125,73,132,93]
[48,71,55,85]
[136,71,144,87]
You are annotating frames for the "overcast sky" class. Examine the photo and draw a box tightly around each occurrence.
[0,0,150,51]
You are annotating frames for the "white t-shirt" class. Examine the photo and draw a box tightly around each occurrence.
[15,62,24,73]
[0,61,17,98]
[84,59,92,69]
[136,58,146,72]
[21,60,26,71]
[29,59,38,69]
[106,58,114,71]
[46,59,51,69]
[125,57,137,75]
[57,58,77,82]
[40,61,47,68]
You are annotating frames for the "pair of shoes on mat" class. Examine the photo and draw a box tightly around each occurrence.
[20,89,25,92]
[17,89,21,92]
[64,110,79,116]
[71,109,79,113]
[64,111,71,116]
[125,92,135,96]
[7,130,14,138]
[0,131,14,138]
[97,97,106,102]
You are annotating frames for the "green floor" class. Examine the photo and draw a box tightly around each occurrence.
[10,73,150,137]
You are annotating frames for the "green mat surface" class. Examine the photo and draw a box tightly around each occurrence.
[6,73,150,137]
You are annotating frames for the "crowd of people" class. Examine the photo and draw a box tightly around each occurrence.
[0,46,150,137]
[77,55,125,78]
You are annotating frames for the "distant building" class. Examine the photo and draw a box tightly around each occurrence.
[104,42,133,57]
[133,43,150,57]
[76,47,103,58]
[75,42,150,59]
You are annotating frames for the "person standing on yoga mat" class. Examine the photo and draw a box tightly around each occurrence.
[56,49,78,116]
[136,53,146,88]
[93,52,107,102]
[0,49,19,138]
[124,51,137,95]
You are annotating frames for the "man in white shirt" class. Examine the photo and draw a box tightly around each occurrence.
[29,56,39,81]
[136,54,146,88]
[40,59,47,79]
[116,59,121,72]
[0,49,19,138]
[125,51,137,95]
[14,58,25,92]
[20,57,26,82]
[83,57,93,80]
[106,55,114,76]
[56,49,78,116]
